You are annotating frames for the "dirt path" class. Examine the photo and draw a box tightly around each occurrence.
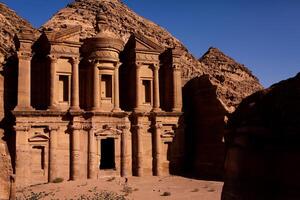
[16,176,223,200]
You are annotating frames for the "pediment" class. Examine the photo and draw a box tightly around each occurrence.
[94,127,122,137]
[28,133,49,142]
[43,25,81,43]
[131,33,164,53]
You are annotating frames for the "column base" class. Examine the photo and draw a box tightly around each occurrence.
[172,108,181,112]
[14,106,34,112]
[47,105,59,111]
[134,107,143,113]
[112,107,122,112]
[69,107,82,113]
[151,107,162,112]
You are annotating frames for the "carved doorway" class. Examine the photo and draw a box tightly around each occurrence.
[100,138,115,170]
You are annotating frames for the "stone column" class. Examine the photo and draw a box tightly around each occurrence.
[172,65,182,112]
[87,126,97,179]
[134,64,142,112]
[48,126,59,182]
[15,51,33,110]
[135,125,143,176]
[153,123,162,176]
[119,121,131,177]
[71,125,81,180]
[70,57,80,110]
[112,62,121,112]
[152,64,161,112]
[48,55,58,110]
[92,62,100,111]
[14,126,30,186]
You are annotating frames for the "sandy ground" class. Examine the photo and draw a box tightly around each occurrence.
[16,176,223,200]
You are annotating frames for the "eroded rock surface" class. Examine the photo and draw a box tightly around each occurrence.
[222,73,300,200]
[0,132,14,200]
[0,3,34,63]
[42,0,262,111]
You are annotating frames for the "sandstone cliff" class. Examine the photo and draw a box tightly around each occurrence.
[0,132,14,200]
[42,0,262,111]
[0,3,34,64]
[222,73,300,200]
[198,47,263,111]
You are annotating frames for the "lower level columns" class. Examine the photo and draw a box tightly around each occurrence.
[119,120,131,177]
[14,126,30,186]
[153,123,163,176]
[87,126,97,179]
[48,126,59,182]
[135,125,144,176]
[71,125,82,180]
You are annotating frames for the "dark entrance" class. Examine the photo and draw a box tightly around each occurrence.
[100,138,115,169]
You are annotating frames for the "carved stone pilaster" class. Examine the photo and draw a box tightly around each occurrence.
[48,55,59,110]
[70,124,82,180]
[153,123,163,176]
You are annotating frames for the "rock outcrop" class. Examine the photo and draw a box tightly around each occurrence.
[198,47,263,111]
[222,73,300,200]
[0,132,15,200]
[42,0,262,111]
[0,3,34,64]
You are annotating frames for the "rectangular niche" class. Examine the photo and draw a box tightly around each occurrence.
[142,79,152,104]
[101,74,113,99]
[58,75,70,102]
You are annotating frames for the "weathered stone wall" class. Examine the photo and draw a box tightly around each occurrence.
[0,131,14,200]
[183,75,226,179]
[222,73,300,200]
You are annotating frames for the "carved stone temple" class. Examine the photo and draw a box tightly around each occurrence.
[12,11,184,186]
[0,1,263,194]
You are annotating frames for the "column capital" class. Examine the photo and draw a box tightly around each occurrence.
[117,124,130,131]
[17,51,31,60]
[152,63,160,70]
[83,124,94,131]
[133,124,144,131]
[172,64,181,71]
[70,124,82,131]
[135,62,143,69]
[153,123,163,129]
[115,61,122,69]
[70,57,80,65]
[48,54,59,62]
[48,125,60,131]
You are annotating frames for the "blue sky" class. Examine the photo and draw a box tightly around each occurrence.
[1,0,299,87]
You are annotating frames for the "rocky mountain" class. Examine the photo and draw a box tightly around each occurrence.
[0,3,34,64]
[199,47,263,111]
[42,0,263,111]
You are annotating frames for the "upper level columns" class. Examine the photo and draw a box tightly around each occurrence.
[15,49,33,111]
[48,55,58,110]
[15,29,35,111]
[48,126,59,182]
[172,65,182,112]
[70,57,80,110]
[70,124,82,180]
[92,62,101,111]
[152,63,161,112]
[134,64,142,112]
[112,62,121,112]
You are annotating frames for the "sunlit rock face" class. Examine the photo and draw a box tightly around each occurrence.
[222,73,300,200]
